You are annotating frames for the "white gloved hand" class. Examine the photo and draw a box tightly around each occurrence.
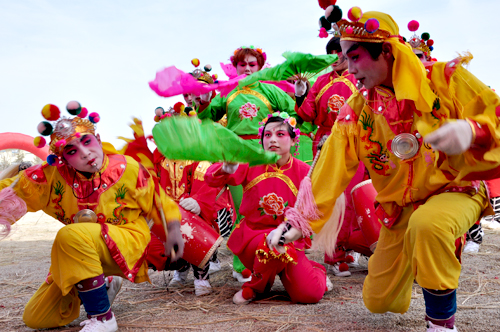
[424,120,473,155]
[267,224,303,254]
[179,197,201,215]
[200,92,212,103]
[267,224,287,254]
[222,162,239,174]
[294,80,308,97]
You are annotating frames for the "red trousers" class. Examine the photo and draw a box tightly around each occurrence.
[238,235,326,304]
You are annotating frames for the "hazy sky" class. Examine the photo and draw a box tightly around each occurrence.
[1,0,498,149]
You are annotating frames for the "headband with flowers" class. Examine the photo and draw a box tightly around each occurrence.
[230,45,267,63]
[34,101,100,165]
[258,112,301,155]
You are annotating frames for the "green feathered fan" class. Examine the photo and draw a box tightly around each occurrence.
[152,116,280,166]
[238,51,339,87]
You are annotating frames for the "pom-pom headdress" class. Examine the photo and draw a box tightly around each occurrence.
[406,20,434,58]
[191,59,217,85]
[317,4,343,38]
[34,101,99,159]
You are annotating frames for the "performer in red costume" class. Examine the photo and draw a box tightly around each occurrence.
[205,113,330,304]
[294,37,358,157]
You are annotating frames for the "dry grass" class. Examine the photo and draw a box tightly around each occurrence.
[1,211,500,331]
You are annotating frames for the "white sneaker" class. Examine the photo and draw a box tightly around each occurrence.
[463,241,480,253]
[105,276,123,306]
[346,251,361,268]
[327,263,351,277]
[168,269,189,288]
[427,321,458,332]
[232,270,251,283]
[80,313,118,332]
[232,289,254,305]
[325,275,333,292]
[194,279,212,296]
[481,217,500,230]
[208,260,221,275]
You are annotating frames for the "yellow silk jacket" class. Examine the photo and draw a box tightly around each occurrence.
[0,152,180,282]
[310,57,500,233]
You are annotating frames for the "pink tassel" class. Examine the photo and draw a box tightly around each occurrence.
[295,177,321,221]
[285,207,313,238]
[0,183,27,240]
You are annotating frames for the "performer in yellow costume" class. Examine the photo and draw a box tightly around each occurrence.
[277,8,500,332]
[0,102,183,332]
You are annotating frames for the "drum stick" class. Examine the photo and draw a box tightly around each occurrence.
[159,208,177,260]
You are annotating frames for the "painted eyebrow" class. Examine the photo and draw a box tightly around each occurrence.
[345,44,360,55]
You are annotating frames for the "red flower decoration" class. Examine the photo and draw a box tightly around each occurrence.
[239,102,259,120]
[327,94,346,113]
[259,193,286,216]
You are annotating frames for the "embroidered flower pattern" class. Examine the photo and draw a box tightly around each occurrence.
[327,94,346,113]
[239,102,259,120]
[258,193,287,219]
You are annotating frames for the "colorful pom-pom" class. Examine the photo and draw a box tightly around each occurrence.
[41,104,61,121]
[429,46,434,51]
[154,115,161,122]
[241,287,255,300]
[188,110,197,117]
[55,139,67,148]
[191,58,200,67]
[241,269,251,278]
[364,18,380,34]
[325,5,342,23]
[66,100,82,116]
[426,39,434,47]
[37,121,53,136]
[345,255,354,263]
[75,132,81,138]
[212,74,218,80]
[88,112,100,124]
[78,107,89,118]
[318,0,337,10]
[347,6,363,22]
[319,27,329,38]
[155,107,164,117]
[204,64,212,72]
[47,154,57,165]
[338,262,349,272]
[318,16,331,30]
[421,32,430,41]
[33,136,46,148]
[346,26,354,34]
[407,20,419,32]
[173,102,185,114]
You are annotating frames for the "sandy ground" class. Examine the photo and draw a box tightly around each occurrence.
[1,212,500,332]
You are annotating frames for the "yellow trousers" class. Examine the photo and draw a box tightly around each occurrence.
[363,187,488,314]
[23,223,148,329]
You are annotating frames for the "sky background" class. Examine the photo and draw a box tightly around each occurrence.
[1,0,499,149]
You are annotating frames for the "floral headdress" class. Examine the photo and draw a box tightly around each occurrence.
[258,112,301,156]
[34,101,100,164]
[230,45,267,63]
